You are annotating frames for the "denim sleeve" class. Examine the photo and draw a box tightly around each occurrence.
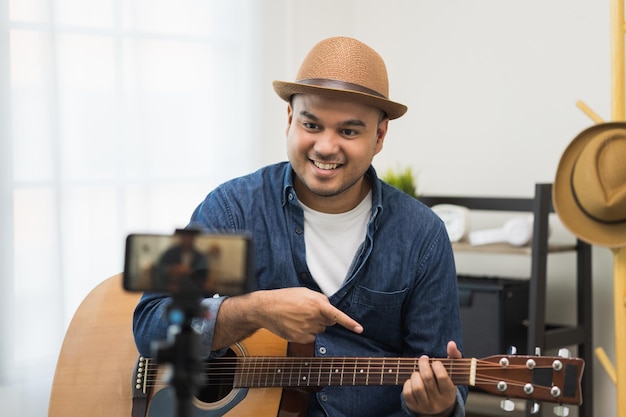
[400,389,466,417]
[132,292,226,359]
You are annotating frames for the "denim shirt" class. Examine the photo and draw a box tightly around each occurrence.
[133,162,467,417]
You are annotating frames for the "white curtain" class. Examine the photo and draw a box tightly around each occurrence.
[0,0,257,415]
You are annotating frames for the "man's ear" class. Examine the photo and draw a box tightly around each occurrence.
[374,118,389,154]
[285,103,294,135]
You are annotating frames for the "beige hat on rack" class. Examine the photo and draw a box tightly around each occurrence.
[273,36,408,120]
[553,122,626,248]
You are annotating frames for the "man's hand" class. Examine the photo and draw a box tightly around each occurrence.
[402,341,461,417]
[253,287,363,343]
[213,287,363,349]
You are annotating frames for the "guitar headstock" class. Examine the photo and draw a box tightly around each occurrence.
[472,354,584,406]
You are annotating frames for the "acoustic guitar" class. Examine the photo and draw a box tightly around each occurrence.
[49,274,584,417]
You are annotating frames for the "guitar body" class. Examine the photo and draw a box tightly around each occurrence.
[48,274,307,417]
[48,274,140,417]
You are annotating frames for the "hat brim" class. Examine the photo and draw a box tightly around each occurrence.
[553,122,626,248]
[273,80,408,120]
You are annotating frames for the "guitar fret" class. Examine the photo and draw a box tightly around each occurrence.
[246,357,253,387]
[266,358,272,386]
[273,359,281,387]
[295,358,301,386]
[326,359,333,386]
[263,357,269,387]
[395,359,400,385]
[287,357,295,386]
[240,358,250,387]
[279,358,286,387]
[316,357,322,386]
[297,358,305,386]
[295,358,302,386]
[249,357,255,387]
[252,357,258,387]
[268,358,274,387]
[255,357,262,387]
[259,357,266,387]
[293,357,301,387]
[353,358,368,385]
[340,358,345,385]
[243,358,249,387]
[329,357,341,386]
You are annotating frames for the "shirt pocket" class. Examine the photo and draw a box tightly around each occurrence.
[349,285,408,348]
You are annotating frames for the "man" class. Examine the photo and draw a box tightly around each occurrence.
[153,231,209,293]
[133,36,467,417]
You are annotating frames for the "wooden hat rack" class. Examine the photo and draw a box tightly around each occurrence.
[574,0,626,416]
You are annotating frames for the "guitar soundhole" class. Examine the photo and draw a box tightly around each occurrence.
[196,348,237,403]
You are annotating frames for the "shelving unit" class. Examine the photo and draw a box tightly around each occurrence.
[419,183,593,417]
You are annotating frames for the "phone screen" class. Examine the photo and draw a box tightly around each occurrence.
[123,232,253,297]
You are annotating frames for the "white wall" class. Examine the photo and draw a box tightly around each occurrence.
[252,1,616,415]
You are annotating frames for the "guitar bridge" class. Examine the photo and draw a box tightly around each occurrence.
[133,356,153,395]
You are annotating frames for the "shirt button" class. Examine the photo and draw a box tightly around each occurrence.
[320,394,328,402]
[288,193,294,200]
[319,346,327,355]
[295,228,303,235]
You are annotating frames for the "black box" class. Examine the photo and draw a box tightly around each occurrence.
[457,275,529,358]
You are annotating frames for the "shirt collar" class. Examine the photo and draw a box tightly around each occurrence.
[281,163,383,215]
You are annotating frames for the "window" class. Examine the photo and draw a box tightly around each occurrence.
[0,0,255,414]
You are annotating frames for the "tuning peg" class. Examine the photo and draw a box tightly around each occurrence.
[500,399,515,412]
[557,348,571,358]
[507,345,517,355]
[528,401,540,414]
[553,405,570,416]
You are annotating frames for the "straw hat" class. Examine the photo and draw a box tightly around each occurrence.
[553,122,626,248]
[273,36,408,120]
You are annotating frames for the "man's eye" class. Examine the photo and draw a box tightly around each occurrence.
[303,122,319,130]
[341,129,358,136]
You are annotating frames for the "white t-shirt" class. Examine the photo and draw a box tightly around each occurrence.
[299,191,372,296]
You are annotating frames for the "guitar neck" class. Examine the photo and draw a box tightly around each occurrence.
[211,353,584,406]
[228,356,474,388]
[194,330,584,406]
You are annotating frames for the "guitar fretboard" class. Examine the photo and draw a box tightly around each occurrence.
[211,357,475,388]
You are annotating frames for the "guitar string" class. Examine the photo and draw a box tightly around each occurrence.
[140,365,562,394]
[142,358,559,374]
[140,359,560,389]
[138,375,555,392]
[138,361,578,403]
[135,375,576,406]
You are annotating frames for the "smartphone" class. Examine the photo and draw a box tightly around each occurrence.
[123,231,253,297]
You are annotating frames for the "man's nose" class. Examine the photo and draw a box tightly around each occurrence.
[313,131,340,155]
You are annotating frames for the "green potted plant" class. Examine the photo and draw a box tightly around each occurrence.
[382,166,418,199]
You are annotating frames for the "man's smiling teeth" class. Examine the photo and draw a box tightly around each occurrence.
[314,161,339,170]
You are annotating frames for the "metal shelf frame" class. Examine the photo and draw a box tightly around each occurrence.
[420,183,593,417]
